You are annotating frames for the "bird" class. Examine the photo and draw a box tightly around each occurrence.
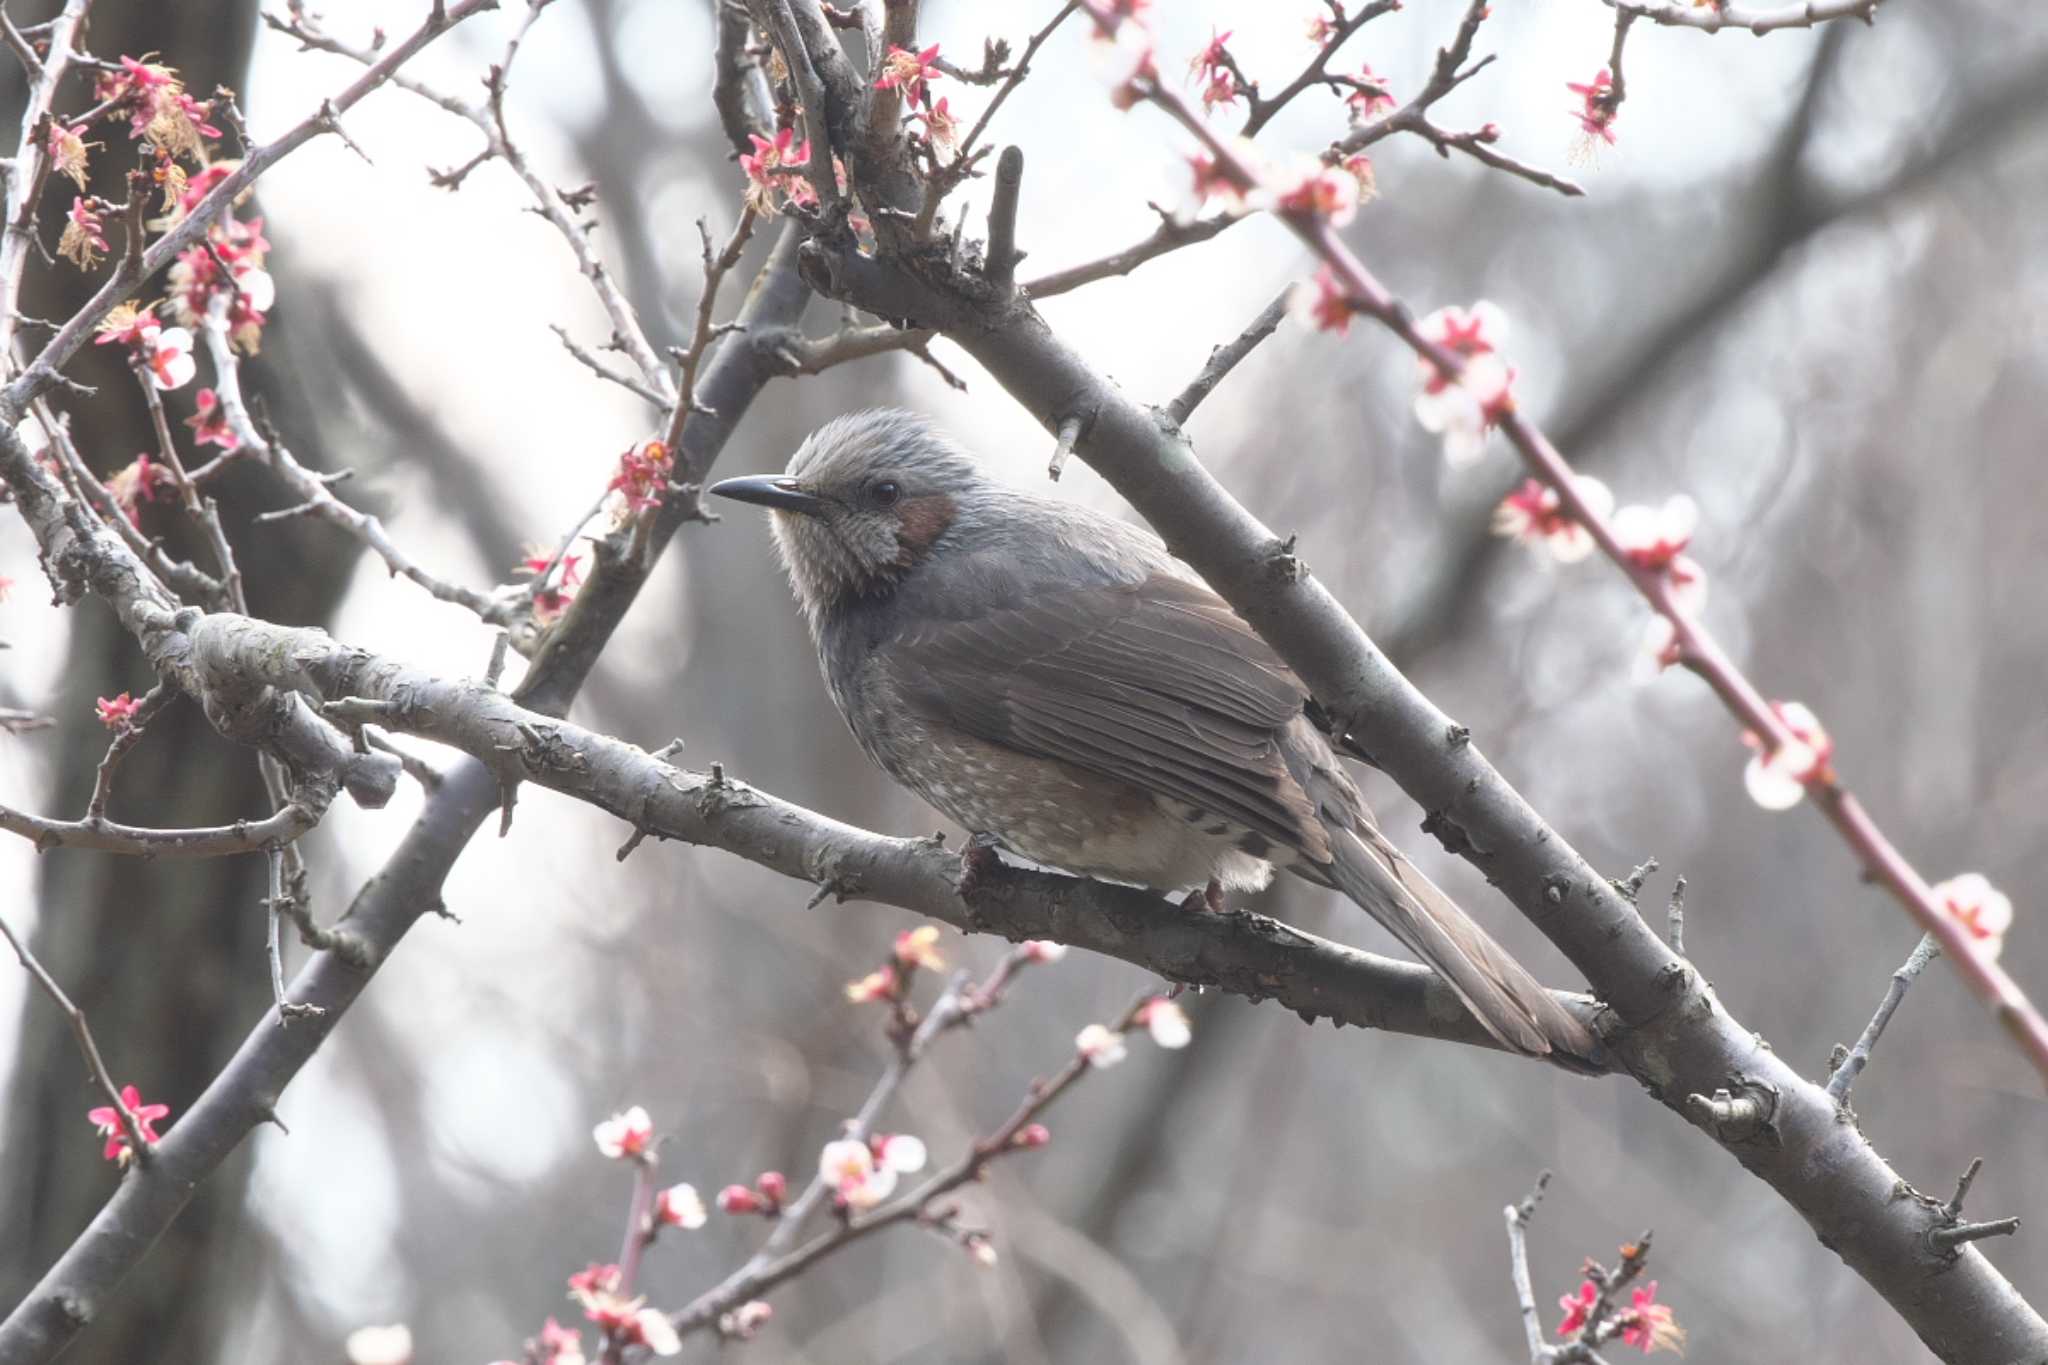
[709,409,1594,1063]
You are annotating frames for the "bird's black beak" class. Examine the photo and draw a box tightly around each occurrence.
[706,474,826,516]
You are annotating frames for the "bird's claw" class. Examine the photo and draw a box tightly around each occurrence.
[957,832,1004,899]
[1180,878,1226,915]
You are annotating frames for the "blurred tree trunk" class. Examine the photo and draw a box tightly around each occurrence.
[0,8,362,1362]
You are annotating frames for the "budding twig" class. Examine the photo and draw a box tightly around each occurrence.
[0,909,157,1165]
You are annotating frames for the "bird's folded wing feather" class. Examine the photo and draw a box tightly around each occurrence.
[884,575,1327,854]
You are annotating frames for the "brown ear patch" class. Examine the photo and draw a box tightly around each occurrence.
[894,492,957,564]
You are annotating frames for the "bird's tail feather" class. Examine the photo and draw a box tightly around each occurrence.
[1326,826,1598,1064]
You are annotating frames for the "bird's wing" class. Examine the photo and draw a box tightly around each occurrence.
[883,574,1330,857]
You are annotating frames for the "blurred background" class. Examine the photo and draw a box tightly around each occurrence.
[3,1,2045,1360]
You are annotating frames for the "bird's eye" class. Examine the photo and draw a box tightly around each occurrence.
[869,479,901,508]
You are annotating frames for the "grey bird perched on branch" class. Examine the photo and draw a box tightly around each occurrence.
[710,409,1593,1062]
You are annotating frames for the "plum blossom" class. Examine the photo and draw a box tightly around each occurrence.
[1568,69,1619,148]
[654,1182,706,1229]
[1270,154,1360,226]
[621,1309,680,1356]
[96,692,143,729]
[343,1324,414,1365]
[593,1105,655,1160]
[1742,701,1833,810]
[1093,21,1159,110]
[1931,873,2014,961]
[49,122,93,189]
[738,128,812,215]
[1188,29,1238,110]
[757,1170,788,1204]
[1632,558,1709,679]
[1013,1123,1052,1149]
[894,924,945,970]
[142,326,196,390]
[1491,476,1615,563]
[608,439,674,520]
[1557,1280,1597,1336]
[1181,139,1259,218]
[1020,940,1067,963]
[965,1232,1000,1267]
[87,1083,170,1164]
[845,965,898,1003]
[1306,13,1338,45]
[1612,495,1697,572]
[185,388,240,451]
[1619,1281,1685,1353]
[718,1300,773,1340]
[1076,1022,1127,1068]
[1413,302,1516,466]
[1290,266,1355,335]
[911,96,961,154]
[58,197,107,269]
[1340,151,1377,203]
[534,1318,585,1365]
[103,453,173,526]
[717,1183,764,1214]
[819,1130,926,1209]
[1135,997,1192,1048]
[1346,65,1395,120]
[875,43,942,105]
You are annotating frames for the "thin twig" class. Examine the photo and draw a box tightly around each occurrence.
[1603,0,1882,35]
[0,909,156,1165]
[1505,1171,1553,1363]
[0,794,324,856]
[1164,288,1288,426]
[1826,933,1938,1105]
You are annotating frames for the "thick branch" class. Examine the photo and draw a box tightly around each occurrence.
[789,217,2048,1364]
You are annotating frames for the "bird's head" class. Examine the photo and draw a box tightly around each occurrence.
[709,409,986,618]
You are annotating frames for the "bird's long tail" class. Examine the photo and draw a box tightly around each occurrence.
[1324,825,1598,1065]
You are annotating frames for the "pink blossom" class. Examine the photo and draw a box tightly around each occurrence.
[58,197,108,269]
[1619,1281,1685,1353]
[875,43,942,105]
[1612,495,1697,572]
[654,1182,706,1228]
[607,439,674,519]
[717,1300,773,1340]
[1742,701,1833,811]
[96,693,143,730]
[185,388,240,451]
[49,123,92,190]
[1412,303,1515,466]
[1093,22,1159,111]
[1188,29,1238,110]
[87,1083,170,1164]
[717,1183,764,1215]
[1931,873,2014,961]
[536,1318,585,1365]
[844,965,898,1003]
[1020,940,1068,963]
[756,1169,788,1205]
[1270,154,1360,226]
[893,924,945,970]
[1491,476,1614,563]
[1135,996,1192,1048]
[1556,1279,1597,1336]
[738,128,812,215]
[1346,65,1396,120]
[819,1136,891,1209]
[1306,14,1338,45]
[1289,266,1356,335]
[1076,1022,1127,1068]
[142,326,196,390]
[567,1264,622,1304]
[911,96,961,154]
[966,1232,999,1268]
[1340,151,1377,202]
[872,1132,927,1175]
[1013,1123,1052,1148]
[622,1308,680,1356]
[1568,69,1619,146]
[105,453,174,526]
[592,1105,655,1160]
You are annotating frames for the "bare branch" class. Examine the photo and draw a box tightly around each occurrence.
[0,791,326,857]
[1164,288,1289,426]
[1604,0,1882,35]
